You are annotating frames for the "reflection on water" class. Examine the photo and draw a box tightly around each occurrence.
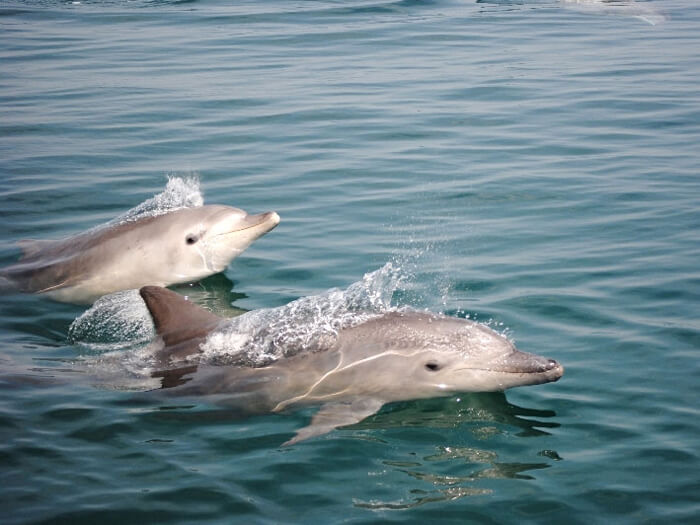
[170,273,248,318]
[132,391,562,509]
[350,393,560,509]
[353,392,560,437]
[354,486,494,510]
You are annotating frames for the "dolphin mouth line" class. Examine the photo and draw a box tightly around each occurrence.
[454,365,563,375]
[213,213,279,237]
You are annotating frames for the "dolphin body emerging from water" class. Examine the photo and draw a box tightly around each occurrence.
[560,0,665,25]
[139,286,564,445]
[476,0,665,26]
[0,206,280,304]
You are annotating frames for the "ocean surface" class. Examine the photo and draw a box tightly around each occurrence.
[1,0,699,523]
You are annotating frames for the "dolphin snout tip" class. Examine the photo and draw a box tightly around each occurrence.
[544,359,559,371]
[266,211,281,226]
[546,360,564,382]
[246,211,280,232]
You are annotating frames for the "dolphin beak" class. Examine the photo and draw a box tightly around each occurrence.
[200,210,280,273]
[240,211,280,232]
[216,211,280,236]
[536,359,564,383]
[255,211,281,230]
[487,350,564,382]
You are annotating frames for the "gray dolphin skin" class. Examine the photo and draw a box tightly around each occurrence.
[140,286,564,445]
[1,206,280,304]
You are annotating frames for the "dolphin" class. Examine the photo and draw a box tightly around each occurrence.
[139,286,564,445]
[0,206,280,304]
[560,0,666,25]
[475,0,666,26]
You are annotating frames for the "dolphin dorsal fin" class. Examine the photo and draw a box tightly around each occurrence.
[139,286,222,348]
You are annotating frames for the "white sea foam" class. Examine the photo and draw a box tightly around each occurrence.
[68,289,154,347]
[73,175,203,242]
[113,175,203,224]
[199,262,406,366]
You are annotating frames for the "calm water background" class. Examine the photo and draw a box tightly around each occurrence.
[1,0,699,522]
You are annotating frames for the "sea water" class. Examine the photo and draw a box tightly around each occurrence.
[1,0,699,523]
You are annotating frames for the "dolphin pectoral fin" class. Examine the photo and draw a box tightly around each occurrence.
[283,398,385,446]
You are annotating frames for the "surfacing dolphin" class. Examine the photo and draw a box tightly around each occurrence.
[560,0,666,25]
[139,286,564,445]
[0,206,280,304]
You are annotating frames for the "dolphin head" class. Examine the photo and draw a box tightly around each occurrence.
[155,205,280,281]
[399,314,563,394]
[330,313,564,401]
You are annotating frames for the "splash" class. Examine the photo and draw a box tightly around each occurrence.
[68,291,161,390]
[70,175,204,243]
[199,262,407,366]
[111,175,203,225]
[68,289,154,348]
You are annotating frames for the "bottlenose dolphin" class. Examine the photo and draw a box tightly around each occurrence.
[476,0,665,25]
[139,286,564,445]
[0,206,280,304]
[560,0,665,25]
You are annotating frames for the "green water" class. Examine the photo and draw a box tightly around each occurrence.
[1,0,699,523]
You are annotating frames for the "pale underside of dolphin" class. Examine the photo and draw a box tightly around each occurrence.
[0,205,280,304]
[139,286,564,445]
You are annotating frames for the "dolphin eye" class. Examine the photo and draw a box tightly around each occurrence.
[425,362,441,372]
[185,234,200,245]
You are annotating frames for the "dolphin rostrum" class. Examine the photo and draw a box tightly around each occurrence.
[1,206,280,304]
[139,286,564,445]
